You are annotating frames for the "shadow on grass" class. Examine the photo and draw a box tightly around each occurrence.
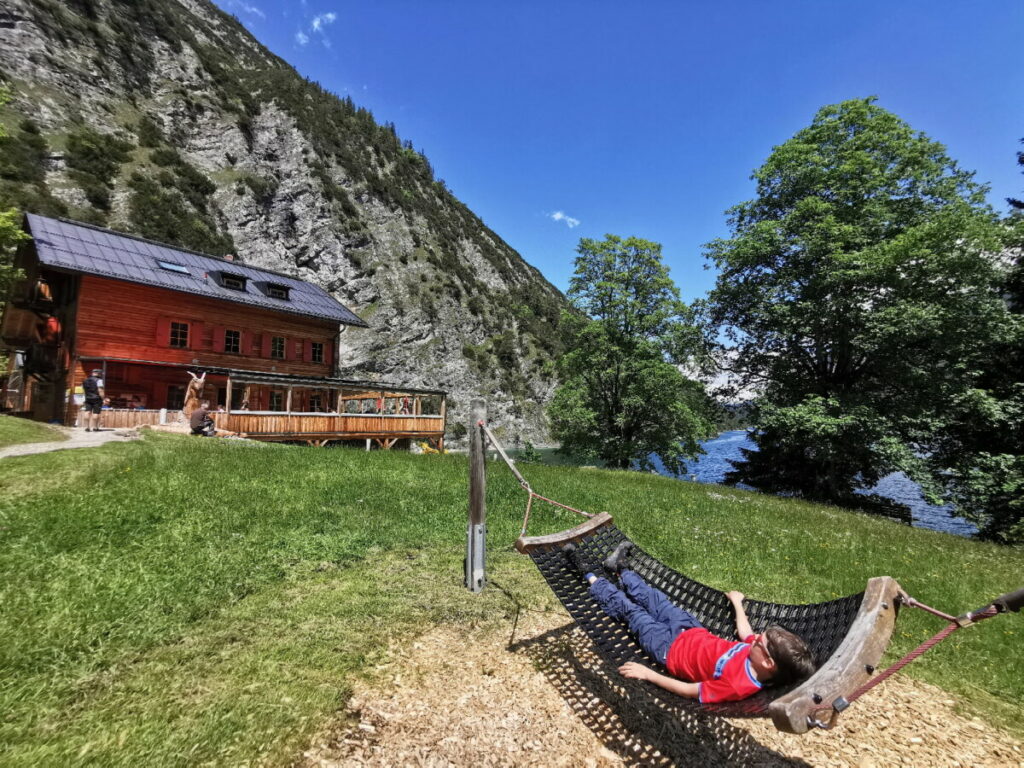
[509,623,808,767]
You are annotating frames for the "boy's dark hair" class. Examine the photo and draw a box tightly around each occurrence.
[765,626,816,686]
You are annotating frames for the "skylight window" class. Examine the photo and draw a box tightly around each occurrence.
[157,260,189,274]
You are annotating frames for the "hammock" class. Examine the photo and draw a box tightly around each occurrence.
[515,512,901,733]
[473,421,1023,734]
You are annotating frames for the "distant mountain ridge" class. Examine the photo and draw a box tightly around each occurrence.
[0,0,565,441]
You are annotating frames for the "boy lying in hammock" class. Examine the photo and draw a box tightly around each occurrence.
[563,542,816,703]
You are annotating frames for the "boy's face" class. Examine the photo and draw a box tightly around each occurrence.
[750,634,777,677]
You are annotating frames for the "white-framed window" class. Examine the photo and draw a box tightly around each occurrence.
[169,321,189,348]
[266,283,290,300]
[221,273,247,291]
[270,336,286,359]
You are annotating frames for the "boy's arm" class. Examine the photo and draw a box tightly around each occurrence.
[618,662,700,699]
[726,590,754,640]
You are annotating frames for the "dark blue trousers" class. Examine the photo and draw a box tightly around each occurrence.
[590,570,704,664]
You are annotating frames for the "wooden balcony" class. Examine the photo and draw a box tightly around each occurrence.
[213,412,445,447]
[77,408,445,449]
[63,365,447,449]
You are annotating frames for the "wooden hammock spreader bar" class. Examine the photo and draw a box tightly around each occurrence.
[805,585,1024,730]
[769,576,902,733]
[515,512,613,554]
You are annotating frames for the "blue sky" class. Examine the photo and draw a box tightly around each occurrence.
[214,1,1023,302]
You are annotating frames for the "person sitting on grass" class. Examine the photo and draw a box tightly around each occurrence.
[563,542,816,703]
[189,400,215,437]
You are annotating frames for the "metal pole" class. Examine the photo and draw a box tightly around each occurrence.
[466,398,486,592]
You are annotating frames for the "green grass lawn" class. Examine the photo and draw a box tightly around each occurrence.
[0,432,1021,766]
[0,414,68,448]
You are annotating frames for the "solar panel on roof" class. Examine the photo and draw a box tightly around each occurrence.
[157,260,190,274]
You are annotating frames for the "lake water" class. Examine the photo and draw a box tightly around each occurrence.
[659,430,977,538]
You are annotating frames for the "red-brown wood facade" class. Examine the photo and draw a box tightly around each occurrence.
[69,275,339,396]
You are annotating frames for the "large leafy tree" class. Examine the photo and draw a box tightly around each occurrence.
[549,235,715,472]
[701,98,1009,513]
[923,148,1024,542]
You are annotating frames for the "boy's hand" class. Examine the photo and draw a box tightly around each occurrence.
[726,590,745,604]
[618,661,653,681]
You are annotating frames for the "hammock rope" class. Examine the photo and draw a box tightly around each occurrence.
[478,421,592,538]
[478,423,1024,734]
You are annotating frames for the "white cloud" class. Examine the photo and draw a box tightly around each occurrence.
[304,11,338,47]
[227,0,265,18]
[550,211,581,229]
[295,30,309,46]
[311,12,337,31]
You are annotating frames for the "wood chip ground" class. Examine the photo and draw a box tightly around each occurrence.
[296,612,1021,768]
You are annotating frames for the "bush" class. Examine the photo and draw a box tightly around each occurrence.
[149,147,181,167]
[518,441,542,464]
[65,126,132,184]
[127,173,234,256]
[242,173,278,205]
[136,116,163,147]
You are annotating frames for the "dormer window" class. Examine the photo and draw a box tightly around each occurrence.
[266,283,290,300]
[220,272,247,291]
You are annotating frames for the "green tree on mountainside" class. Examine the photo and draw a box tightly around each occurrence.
[701,98,1010,518]
[0,85,31,372]
[0,86,30,298]
[549,235,716,473]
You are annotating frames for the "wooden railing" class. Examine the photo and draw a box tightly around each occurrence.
[213,412,445,441]
[69,408,445,444]
[70,408,168,428]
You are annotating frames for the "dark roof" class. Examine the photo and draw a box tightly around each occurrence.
[25,214,367,327]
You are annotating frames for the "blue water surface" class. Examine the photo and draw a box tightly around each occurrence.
[659,430,976,538]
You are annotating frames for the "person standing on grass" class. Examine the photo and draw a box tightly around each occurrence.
[563,542,816,703]
[81,368,105,432]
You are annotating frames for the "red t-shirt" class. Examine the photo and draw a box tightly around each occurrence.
[665,629,763,703]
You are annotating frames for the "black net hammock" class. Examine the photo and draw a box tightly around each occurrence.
[478,423,1024,734]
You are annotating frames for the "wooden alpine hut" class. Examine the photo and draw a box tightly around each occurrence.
[0,214,446,448]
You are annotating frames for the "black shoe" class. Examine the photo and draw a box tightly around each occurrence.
[603,541,634,575]
[562,543,605,579]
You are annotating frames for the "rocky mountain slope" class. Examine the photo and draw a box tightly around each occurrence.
[0,0,566,442]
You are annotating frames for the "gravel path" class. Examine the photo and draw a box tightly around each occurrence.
[0,426,140,459]
[300,614,1022,768]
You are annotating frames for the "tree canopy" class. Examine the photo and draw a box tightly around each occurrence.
[701,98,1010,517]
[549,235,715,473]
[923,146,1024,542]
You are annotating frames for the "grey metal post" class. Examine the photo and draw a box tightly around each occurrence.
[466,399,486,592]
